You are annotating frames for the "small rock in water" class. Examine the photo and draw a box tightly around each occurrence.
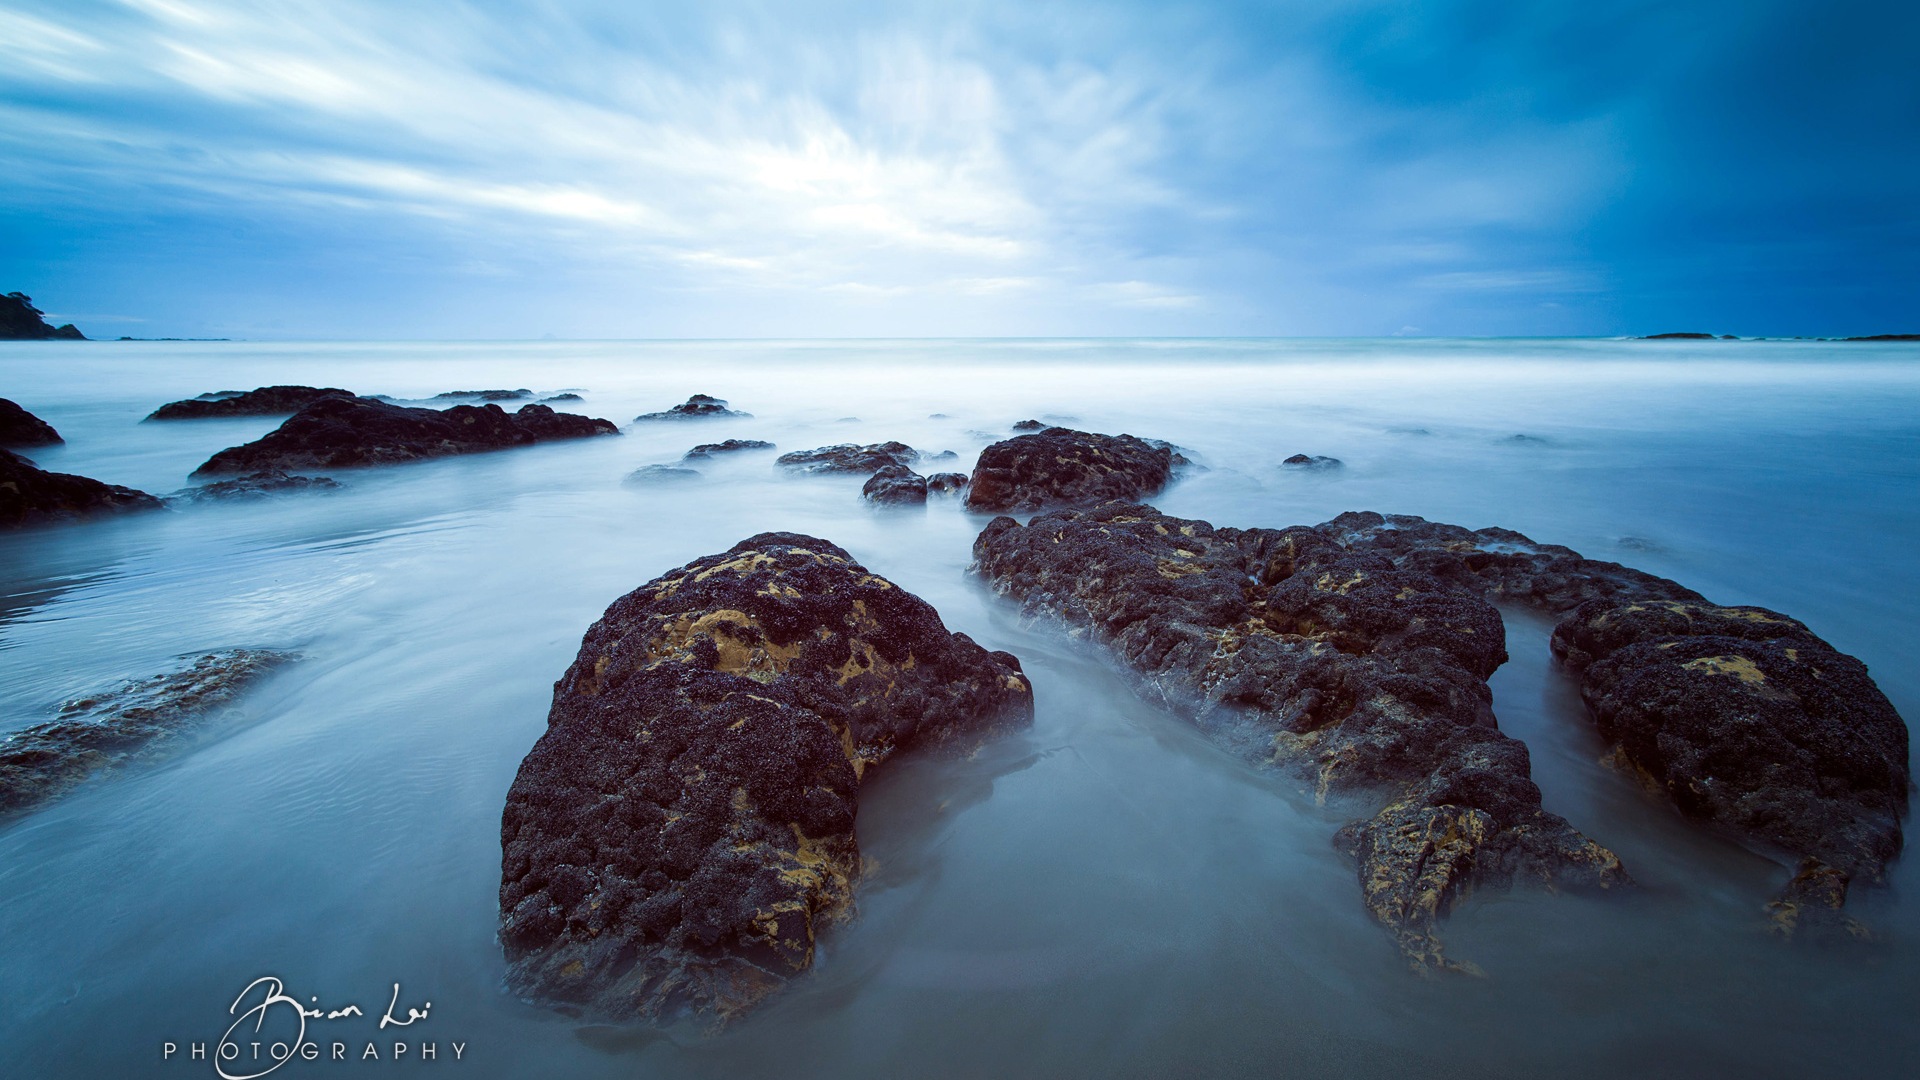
[861,465,928,505]
[633,394,751,422]
[926,472,969,494]
[171,470,342,503]
[925,449,958,461]
[777,441,918,475]
[433,389,533,402]
[1010,419,1045,432]
[0,397,62,447]
[1282,453,1342,470]
[0,649,297,817]
[964,428,1174,513]
[624,464,702,485]
[540,393,585,403]
[683,439,775,460]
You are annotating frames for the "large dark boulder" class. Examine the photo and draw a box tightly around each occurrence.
[499,534,1033,1025]
[146,386,358,420]
[1551,600,1910,935]
[861,465,928,505]
[0,398,62,447]
[972,502,1626,971]
[633,394,750,422]
[191,397,618,476]
[0,292,85,340]
[964,428,1174,514]
[0,649,295,816]
[1,448,163,528]
[776,441,917,475]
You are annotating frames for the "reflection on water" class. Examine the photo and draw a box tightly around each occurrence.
[0,338,1916,1077]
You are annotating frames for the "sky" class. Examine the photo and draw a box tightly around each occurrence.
[0,0,1915,339]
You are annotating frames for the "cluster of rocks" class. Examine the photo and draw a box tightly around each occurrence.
[0,649,296,816]
[499,534,1033,1025]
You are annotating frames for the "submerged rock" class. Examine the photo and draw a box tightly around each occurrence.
[1010,419,1045,432]
[0,649,296,817]
[146,386,358,420]
[861,465,928,505]
[972,501,1628,971]
[1283,454,1342,470]
[1,448,164,528]
[683,439,775,460]
[964,428,1174,514]
[624,464,702,485]
[499,533,1033,1026]
[0,292,84,340]
[633,394,750,422]
[926,472,969,494]
[191,397,618,476]
[776,441,917,475]
[1551,600,1909,935]
[0,397,62,447]
[541,393,585,403]
[171,470,342,503]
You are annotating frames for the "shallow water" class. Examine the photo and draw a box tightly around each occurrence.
[1,338,1916,1078]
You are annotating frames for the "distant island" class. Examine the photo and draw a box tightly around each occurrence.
[1641,331,1919,342]
[0,293,85,340]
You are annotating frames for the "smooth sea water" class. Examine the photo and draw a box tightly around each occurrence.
[1,338,1916,1078]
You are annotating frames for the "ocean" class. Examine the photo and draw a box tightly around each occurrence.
[2,337,1916,1077]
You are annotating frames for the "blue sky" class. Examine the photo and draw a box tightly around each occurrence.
[1,0,1914,339]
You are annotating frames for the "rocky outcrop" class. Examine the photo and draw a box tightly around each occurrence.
[684,439,775,460]
[776,442,917,475]
[191,397,618,476]
[1283,454,1342,470]
[0,649,295,816]
[624,464,701,485]
[170,470,342,503]
[633,395,750,422]
[1309,511,1908,930]
[964,428,1174,514]
[433,389,532,402]
[0,292,84,340]
[861,465,927,505]
[926,472,969,494]
[1551,600,1910,936]
[499,534,1033,1026]
[1,448,164,528]
[147,386,358,420]
[0,398,62,447]
[972,502,1627,971]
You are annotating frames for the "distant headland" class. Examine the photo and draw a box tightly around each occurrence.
[0,293,85,340]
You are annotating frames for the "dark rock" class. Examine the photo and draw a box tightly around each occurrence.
[926,472,969,494]
[541,393,585,403]
[1283,454,1342,470]
[683,439,775,460]
[624,464,702,485]
[0,649,295,817]
[1314,511,1704,614]
[434,389,533,402]
[0,398,62,447]
[191,397,618,476]
[776,442,917,475]
[1010,419,1045,432]
[971,502,1627,971]
[147,385,358,420]
[1844,334,1920,342]
[170,470,342,503]
[0,292,85,340]
[1143,438,1199,470]
[633,394,751,422]
[964,428,1174,514]
[861,465,927,505]
[1550,599,1909,931]
[499,533,1033,1025]
[925,450,958,462]
[1,448,164,529]
[1642,332,1719,340]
